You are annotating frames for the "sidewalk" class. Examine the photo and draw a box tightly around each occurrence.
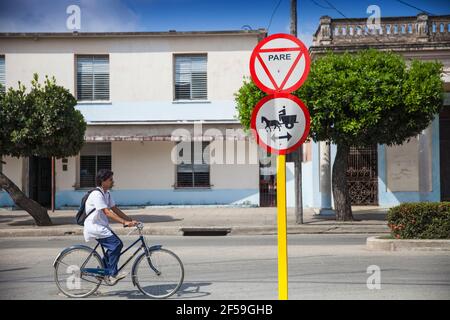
[0,206,390,237]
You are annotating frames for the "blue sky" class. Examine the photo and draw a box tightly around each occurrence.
[0,0,449,47]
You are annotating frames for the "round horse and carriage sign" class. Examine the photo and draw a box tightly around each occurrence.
[250,93,310,155]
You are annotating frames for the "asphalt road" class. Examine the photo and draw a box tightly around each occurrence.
[0,234,449,300]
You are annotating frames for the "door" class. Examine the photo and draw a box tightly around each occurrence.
[440,107,450,201]
[29,156,51,207]
[259,151,277,207]
[347,145,378,205]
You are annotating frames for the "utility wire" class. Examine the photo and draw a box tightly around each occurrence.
[267,0,284,33]
[322,0,348,19]
[394,0,436,16]
[309,0,333,10]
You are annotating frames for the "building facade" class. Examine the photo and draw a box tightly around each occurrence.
[0,30,274,208]
[308,14,450,210]
[1,14,449,211]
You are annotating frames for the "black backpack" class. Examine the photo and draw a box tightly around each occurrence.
[75,188,104,226]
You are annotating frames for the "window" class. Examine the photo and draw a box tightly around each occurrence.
[76,55,109,101]
[176,141,210,188]
[174,55,207,100]
[0,56,5,93]
[80,143,111,188]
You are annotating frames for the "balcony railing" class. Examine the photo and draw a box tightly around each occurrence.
[313,14,450,46]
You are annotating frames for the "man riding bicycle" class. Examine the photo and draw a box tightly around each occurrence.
[84,169,139,285]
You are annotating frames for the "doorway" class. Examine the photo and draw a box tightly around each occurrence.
[347,145,378,205]
[29,156,51,207]
[440,107,450,201]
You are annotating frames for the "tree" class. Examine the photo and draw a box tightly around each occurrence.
[0,74,86,226]
[235,49,443,221]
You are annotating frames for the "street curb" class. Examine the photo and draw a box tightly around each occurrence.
[0,225,390,237]
[366,236,450,251]
[230,226,389,235]
[0,226,183,237]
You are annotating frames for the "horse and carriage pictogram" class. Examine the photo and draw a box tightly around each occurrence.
[261,106,298,131]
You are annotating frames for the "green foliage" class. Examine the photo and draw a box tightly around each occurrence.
[387,202,450,239]
[234,77,266,131]
[235,49,444,146]
[0,74,86,158]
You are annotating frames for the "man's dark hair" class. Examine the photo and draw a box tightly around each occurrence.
[96,169,114,187]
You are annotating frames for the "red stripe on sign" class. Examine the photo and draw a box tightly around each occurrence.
[258,47,302,53]
[257,53,279,91]
[279,52,303,91]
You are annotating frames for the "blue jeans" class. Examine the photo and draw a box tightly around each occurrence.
[97,232,123,276]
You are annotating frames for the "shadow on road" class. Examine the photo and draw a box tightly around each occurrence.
[92,282,212,299]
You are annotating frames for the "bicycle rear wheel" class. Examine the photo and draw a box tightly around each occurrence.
[132,248,184,299]
[54,246,104,298]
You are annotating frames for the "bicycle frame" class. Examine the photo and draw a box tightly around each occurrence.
[80,231,162,277]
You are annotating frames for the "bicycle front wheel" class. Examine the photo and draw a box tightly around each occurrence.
[132,248,184,299]
[54,246,103,298]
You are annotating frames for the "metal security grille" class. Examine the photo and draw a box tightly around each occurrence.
[346,145,378,205]
[80,143,111,188]
[176,141,210,188]
[174,55,207,100]
[0,56,5,93]
[259,151,277,207]
[260,176,276,207]
[77,55,109,101]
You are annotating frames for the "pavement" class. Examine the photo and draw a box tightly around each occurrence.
[0,206,390,237]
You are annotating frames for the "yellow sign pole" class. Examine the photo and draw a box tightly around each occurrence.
[277,154,288,300]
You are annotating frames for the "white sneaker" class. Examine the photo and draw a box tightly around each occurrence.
[106,272,128,285]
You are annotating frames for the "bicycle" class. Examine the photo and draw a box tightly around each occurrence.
[53,222,184,299]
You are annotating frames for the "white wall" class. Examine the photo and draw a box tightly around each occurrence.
[0,34,259,101]
[1,156,22,187]
[111,140,259,191]
[210,139,259,189]
[112,141,175,189]
[55,156,77,191]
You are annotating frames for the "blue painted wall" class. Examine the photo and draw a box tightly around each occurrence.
[54,188,259,208]
[0,192,15,207]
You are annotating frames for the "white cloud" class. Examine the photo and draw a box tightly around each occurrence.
[0,0,140,32]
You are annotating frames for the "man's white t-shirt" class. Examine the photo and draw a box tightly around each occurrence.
[83,187,116,242]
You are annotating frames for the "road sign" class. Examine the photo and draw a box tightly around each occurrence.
[250,93,310,155]
[249,34,311,301]
[250,33,310,94]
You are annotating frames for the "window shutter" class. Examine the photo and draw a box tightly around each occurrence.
[191,56,207,99]
[0,56,5,93]
[176,141,210,187]
[77,55,109,101]
[175,57,192,100]
[175,55,207,100]
[80,156,96,188]
[93,56,109,100]
[193,142,210,187]
[80,143,111,188]
[193,172,210,187]
[77,56,94,101]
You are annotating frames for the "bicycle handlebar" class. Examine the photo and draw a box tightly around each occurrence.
[123,222,144,230]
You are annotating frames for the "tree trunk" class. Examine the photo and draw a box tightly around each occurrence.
[332,144,353,221]
[0,170,52,226]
